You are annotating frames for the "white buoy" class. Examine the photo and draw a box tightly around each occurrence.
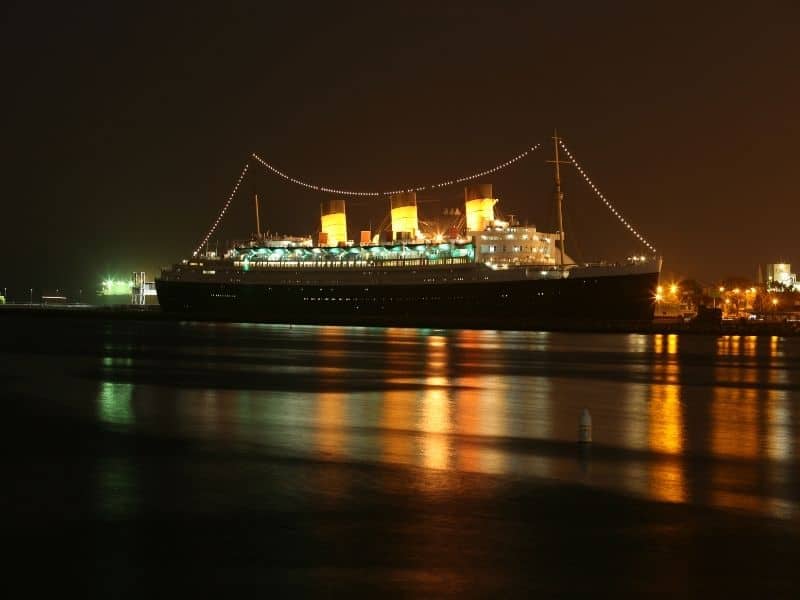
[579,408,592,443]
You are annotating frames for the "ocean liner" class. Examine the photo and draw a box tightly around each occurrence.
[156,135,661,328]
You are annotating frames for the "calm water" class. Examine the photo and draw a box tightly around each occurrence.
[4,318,799,517]
[3,316,800,594]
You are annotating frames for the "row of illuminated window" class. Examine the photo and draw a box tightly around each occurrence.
[234,257,472,270]
[481,245,551,254]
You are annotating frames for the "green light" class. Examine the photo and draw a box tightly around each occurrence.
[101,278,133,296]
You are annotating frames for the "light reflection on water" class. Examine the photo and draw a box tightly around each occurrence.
[96,351,139,518]
[648,334,685,503]
[87,324,800,520]
[98,355,134,426]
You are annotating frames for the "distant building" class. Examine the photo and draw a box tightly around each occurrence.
[765,263,798,291]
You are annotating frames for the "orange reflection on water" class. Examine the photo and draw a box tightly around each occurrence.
[649,385,683,455]
[314,326,349,459]
[380,330,514,476]
[316,392,347,458]
[381,389,415,466]
[653,333,663,354]
[743,336,757,357]
[652,333,678,357]
[419,334,452,470]
[649,335,682,454]
[316,325,349,358]
[451,385,511,475]
[453,330,513,474]
[454,375,482,472]
[667,333,678,356]
[649,460,685,503]
[711,385,758,460]
[648,334,686,502]
[379,328,419,466]
[714,334,757,358]
[709,334,796,519]
[770,335,780,358]
[421,387,451,470]
[476,375,509,474]
[453,330,483,473]
[454,328,504,351]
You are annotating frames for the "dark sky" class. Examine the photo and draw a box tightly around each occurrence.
[2,1,799,298]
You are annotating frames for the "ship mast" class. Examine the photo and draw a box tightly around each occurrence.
[547,128,571,267]
[254,192,262,238]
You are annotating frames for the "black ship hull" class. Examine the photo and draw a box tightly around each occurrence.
[156,271,659,329]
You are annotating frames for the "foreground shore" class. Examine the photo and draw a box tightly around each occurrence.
[1,303,798,336]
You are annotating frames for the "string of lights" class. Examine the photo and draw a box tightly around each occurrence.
[250,144,541,197]
[192,163,250,257]
[558,139,657,254]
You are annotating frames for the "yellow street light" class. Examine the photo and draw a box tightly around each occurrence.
[657,285,663,294]
[670,284,678,295]
[772,298,779,306]
[719,286,725,293]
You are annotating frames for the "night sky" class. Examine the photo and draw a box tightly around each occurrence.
[2,1,798,299]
